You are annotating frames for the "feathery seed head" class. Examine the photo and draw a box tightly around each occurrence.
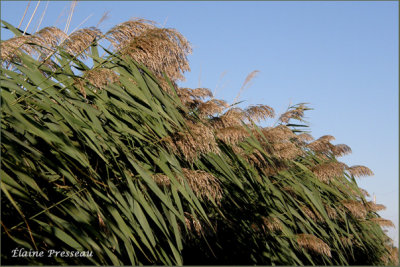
[198,99,229,117]
[339,235,353,247]
[371,218,395,228]
[296,133,314,143]
[359,188,370,197]
[271,142,303,160]
[262,216,283,232]
[279,103,308,124]
[211,108,245,129]
[216,126,249,145]
[261,125,296,142]
[301,205,324,222]
[381,245,399,265]
[106,18,157,49]
[366,201,386,212]
[35,26,67,49]
[84,68,119,90]
[312,161,347,183]
[296,234,331,257]
[245,104,275,123]
[324,205,338,219]
[119,27,191,82]
[184,212,203,235]
[168,120,219,161]
[347,165,374,177]
[1,36,34,63]
[63,27,102,58]
[342,200,367,219]
[182,168,223,203]
[176,87,212,108]
[152,169,222,203]
[332,144,352,157]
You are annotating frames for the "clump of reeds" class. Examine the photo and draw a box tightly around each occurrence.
[1,15,396,266]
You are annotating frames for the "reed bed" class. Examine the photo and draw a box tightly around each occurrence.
[1,19,397,265]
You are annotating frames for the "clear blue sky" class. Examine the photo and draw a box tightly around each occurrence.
[1,1,398,245]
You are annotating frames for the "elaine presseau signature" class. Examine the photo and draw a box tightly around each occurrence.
[11,248,93,258]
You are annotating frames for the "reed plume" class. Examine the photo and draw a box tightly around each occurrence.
[347,165,374,177]
[366,201,386,212]
[63,27,102,58]
[371,218,395,228]
[111,20,191,82]
[153,168,222,203]
[342,200,367,219]
[312,162,347,183]
[262,216,283,232]
[167,120,219,161]
[1,36,34,63]
[245,104,275,123]
[83,68,119,90]
[279,103,308,124]
[296,234,331,257]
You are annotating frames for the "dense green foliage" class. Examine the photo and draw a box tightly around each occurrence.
[1,20,397,265]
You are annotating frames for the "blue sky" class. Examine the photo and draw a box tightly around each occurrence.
[1,1,398,245]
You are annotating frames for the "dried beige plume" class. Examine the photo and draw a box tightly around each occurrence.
[167,120,220,161]
[245,104,275,123]
[366,201,386,212]
[182,168,222,203]
[176,87,212,108]
[347,165,374,177]
[119,27,191,82]
[342,200,367,219]
[184,212,203,235]
[261,125,297,143]
[153,168,222,203]
[216,126,249,145]
[301,205,324,222]
[381,245,399,265]
[306,135,336,155]
[359,187,370,197]
[63,27,102,58]
[296,233,332,257]
[262,216,283,232]
[198,99,229,117]
[271,142,303,160]
[319,135,335,143]
[96,11,110,28]
[279,104,307,124]
[296,133,314,143]
[152,173,170,186]
[1,35,34,63]
[211,108,245,129]
[312,162,347,183]
[106,18,156,49]
[74,79,87,98]
[190,88,213,99]
[83,68,119,90]
[97,212,110,236]
[324,205,338,220]
[339,235,353,248]
[332,144,352,157]
[233,70,260,104]
[35,26,68,49]
[371,218,395,228]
